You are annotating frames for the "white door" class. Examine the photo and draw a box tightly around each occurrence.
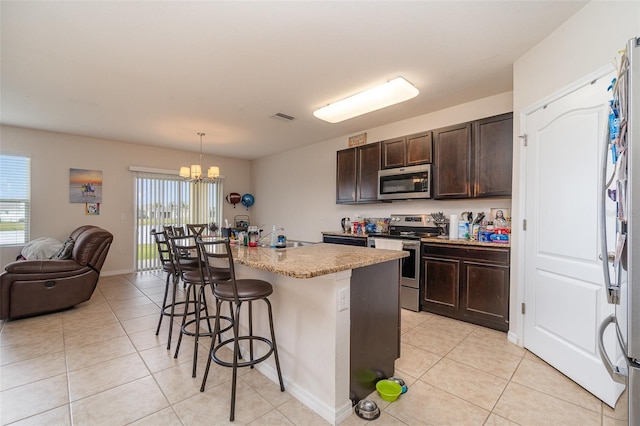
[523,69,625,406]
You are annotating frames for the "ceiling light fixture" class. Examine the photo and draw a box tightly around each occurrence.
[179,132,220,182]
[313,77,419,124]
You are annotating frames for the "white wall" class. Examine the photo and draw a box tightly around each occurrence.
[510,1,640,342]
[0,125,252,273]
[251,92,513,242]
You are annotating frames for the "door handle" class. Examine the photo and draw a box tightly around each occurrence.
[597,314,627,384]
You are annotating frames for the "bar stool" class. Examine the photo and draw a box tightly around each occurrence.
[187,223,208,237]
[171,235,231,377]
[198,238,284,422]
[151,229,200,350]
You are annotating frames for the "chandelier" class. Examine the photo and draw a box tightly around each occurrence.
[179,132,220,182]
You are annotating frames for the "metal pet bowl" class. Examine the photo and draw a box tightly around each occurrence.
[355,399,380,421]
[388,376,408,394]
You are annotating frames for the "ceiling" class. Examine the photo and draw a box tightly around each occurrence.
[1,1,587,160]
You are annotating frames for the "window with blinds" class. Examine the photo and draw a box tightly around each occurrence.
[135,172,223,271]
[0,155,31,246]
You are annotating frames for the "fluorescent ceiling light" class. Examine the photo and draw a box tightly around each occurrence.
[313,77,419,123]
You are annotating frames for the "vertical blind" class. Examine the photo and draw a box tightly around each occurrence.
[135,172,223,271]
[0,155,31,246]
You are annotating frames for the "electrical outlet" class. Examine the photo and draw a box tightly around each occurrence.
[338,287,349,311]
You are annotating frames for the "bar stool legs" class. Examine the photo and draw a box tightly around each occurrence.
[200,297,285,422]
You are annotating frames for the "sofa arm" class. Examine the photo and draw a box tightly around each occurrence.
[4,259,83,274]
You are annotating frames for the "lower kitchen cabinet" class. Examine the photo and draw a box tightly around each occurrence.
[422,243,510,331]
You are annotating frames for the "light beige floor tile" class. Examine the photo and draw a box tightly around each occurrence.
[0,373,69,424]
[173,380,273,425]
[446,339,523,380]
[420,357,508,411]
[7,405,71,426]
[400,309,431,331]
[128,323,177,352]
[0,337,65,366]
[139,341,195,373]
[248,409,296,425]
[128,407,182,426]
[0,351,66,391]
[276,397,332,426]
[105,295,153,310]
[153,356,226,404]
[484,413,520,425]
[65,335,136,371]
[385,380,489,425]
[603,387,628,421]
[401,326,462,356]
[100,286,145,302]
[240,369,291,407]
[464,326,525,358]
[68,352,149,401]
[0,322,63,347]
[341,409,407,426]
[419,314,478,338]
[112,302,160,321]
[511,358,602,413]
[61,309,118,332]
[493,382,601,425]
[62,321,126,349]
[0,313,63,334]
[70,376,169,425]
[394,342,441,379]
[120,313,161,334]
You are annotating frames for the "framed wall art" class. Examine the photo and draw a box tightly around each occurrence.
[69,168,103,203]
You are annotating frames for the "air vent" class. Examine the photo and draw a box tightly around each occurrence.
[272,112,295,121]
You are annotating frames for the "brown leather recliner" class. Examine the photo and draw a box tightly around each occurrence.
[0,225,113,320]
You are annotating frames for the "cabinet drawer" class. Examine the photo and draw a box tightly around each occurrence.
[422,244,509,264]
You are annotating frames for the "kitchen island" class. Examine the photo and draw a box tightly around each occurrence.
[223,243,407,425]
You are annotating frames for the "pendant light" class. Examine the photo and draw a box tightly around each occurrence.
[179,132,220,182]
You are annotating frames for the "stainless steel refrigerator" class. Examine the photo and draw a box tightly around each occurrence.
[599,36,640,425]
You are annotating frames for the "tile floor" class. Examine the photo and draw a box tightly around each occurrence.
[0,271,629,425]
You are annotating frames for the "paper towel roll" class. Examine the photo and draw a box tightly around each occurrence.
[449,215,459,240]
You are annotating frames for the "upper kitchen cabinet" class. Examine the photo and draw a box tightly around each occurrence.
[433,113,513,199]
[336,142,381,204]
[381,131,432,169]
[433,122,472,199]
[473,113,513,197]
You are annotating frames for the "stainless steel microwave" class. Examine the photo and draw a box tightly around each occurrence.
[378,164,431,200]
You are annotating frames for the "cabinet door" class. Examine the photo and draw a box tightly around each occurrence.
[356,142,381,202]
[474,113,513,197]
[433,123,472,199]
[422,256,460,314]
[336,148,357,203]
[381,137,406,169]
[462,261,510,331]
[406,131,432,166]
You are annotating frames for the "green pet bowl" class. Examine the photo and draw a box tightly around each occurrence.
[376,379,402,402]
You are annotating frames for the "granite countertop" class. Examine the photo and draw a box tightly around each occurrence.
[231,243,408,279]
[322,231,511,248]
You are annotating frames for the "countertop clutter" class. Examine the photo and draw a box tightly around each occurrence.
[321,231,511,248]
[231,243,408,279]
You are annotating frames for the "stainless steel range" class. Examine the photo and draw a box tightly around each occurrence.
[367,214,440,311]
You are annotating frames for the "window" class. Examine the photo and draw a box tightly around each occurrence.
[0,155,31,246]
[134,172,223,271]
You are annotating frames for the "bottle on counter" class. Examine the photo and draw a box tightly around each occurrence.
[458,221,469,239]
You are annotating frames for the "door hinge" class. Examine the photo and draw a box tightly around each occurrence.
[521,303,526,314]
[523,219,527,231]
[519,134,528,146]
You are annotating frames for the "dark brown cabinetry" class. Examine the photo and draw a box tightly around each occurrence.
[474,113,513,197]
[422,243,510,331]
[432,123,472,198]
[381,132,432,169]
[432,113,513,199]
[336,143,381,204]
